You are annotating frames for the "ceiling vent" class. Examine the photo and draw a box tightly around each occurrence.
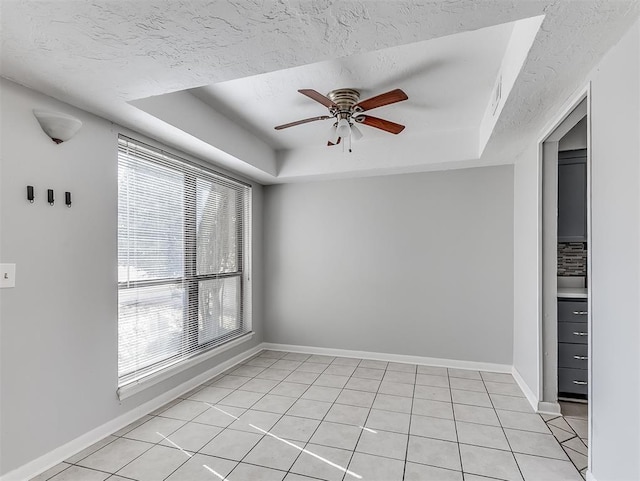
[491,74,503,116]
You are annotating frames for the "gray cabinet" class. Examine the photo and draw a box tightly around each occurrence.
[558,298,588,399]
[558,343,588,369]
[557,300,588,322]
[558,322,588,344]
[558,368,588,396]
[558,149,587,242]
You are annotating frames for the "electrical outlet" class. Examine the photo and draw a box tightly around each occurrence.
[0,264,16,288]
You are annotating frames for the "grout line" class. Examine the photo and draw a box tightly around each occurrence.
[276,361,335,478]
[448,369,464,477]
[338,360,385,481]
[480,370,527,481]
[188,351,295,477]
[94,419,193,480]
[70,352,269,480]
[288,356,361,479]
[54,350,581,481]
[59,436,121,465]
[544,412,589,475]
[68,437,160,477]
[221,352,365,479]
[543,414,562,422]
[562,444,588,458]
[114,408,581,466]
[400,364,417,481]
[36,463,73,481]
[550,425,579,438]
[219,360,325,479]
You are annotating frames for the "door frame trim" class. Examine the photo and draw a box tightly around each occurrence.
[536,82,592,469]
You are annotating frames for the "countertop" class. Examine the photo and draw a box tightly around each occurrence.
[557,287,588,299]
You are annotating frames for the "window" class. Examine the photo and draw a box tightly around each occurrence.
[117,135,251,389]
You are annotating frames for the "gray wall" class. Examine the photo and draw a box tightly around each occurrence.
[589,20,640,480]
[264,166,514,365]
[0,79,264,474]
[512,18,640,479]
[512,142,541,399]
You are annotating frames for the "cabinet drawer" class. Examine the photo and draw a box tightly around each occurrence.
[558,300,588,322]
[558,343,588,369]
[558,368,588,396]
[558,322,588,344]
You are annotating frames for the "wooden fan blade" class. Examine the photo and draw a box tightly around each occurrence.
[299,89,338,109]
[327,137,342,146]
[356,115,405,134]
[274,115,331,130]
[354,89,408,112]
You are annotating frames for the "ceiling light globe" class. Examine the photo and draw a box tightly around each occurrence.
[327,124,338,143]
[336,118,351,138]
[351,124,363,141]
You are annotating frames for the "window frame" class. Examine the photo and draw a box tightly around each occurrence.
[116,135,252,395]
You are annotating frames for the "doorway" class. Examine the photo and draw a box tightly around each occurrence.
[540,91,591,476]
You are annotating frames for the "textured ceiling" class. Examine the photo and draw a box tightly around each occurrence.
[189,21,514,150]
[1,1,639,183]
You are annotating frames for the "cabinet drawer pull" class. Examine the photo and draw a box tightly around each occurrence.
[573,355,588,360]
[572,311,588,315]
[572,331,588,336]
[572,380,587,385]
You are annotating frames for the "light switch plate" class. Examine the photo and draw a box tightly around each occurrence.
[0,264,16,288]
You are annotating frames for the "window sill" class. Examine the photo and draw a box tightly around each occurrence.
[117,331,255,400]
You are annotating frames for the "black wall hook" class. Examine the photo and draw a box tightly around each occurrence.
[47,189,54,206]
[27,186,34,203]
[65,191,72,208]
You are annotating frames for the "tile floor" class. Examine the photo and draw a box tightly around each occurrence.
[542,402,588,479]
[31,351,586,481]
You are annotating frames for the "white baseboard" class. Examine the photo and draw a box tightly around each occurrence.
[537,401,562,415]
[0,343,264,481]
[586,470,597,481]
[511,366,539,412]
[262,342,512,373]
[1,342,521,481]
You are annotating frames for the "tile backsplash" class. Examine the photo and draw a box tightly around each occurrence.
[558,242,587,276]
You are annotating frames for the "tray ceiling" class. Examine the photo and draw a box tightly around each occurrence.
[1,1,638,183]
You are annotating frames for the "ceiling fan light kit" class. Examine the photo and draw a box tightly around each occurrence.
[351,124,363,141]
[274,87,408,151]
[336,118,351,138]
[327,124,338,144]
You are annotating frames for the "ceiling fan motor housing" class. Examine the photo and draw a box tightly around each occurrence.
[327,88,361,120]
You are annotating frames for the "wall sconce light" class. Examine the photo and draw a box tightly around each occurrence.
[33,110,82,144]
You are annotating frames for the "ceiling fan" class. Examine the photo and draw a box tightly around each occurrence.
[274,88,408,148]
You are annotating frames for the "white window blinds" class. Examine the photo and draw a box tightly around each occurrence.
[117,135,251,388]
